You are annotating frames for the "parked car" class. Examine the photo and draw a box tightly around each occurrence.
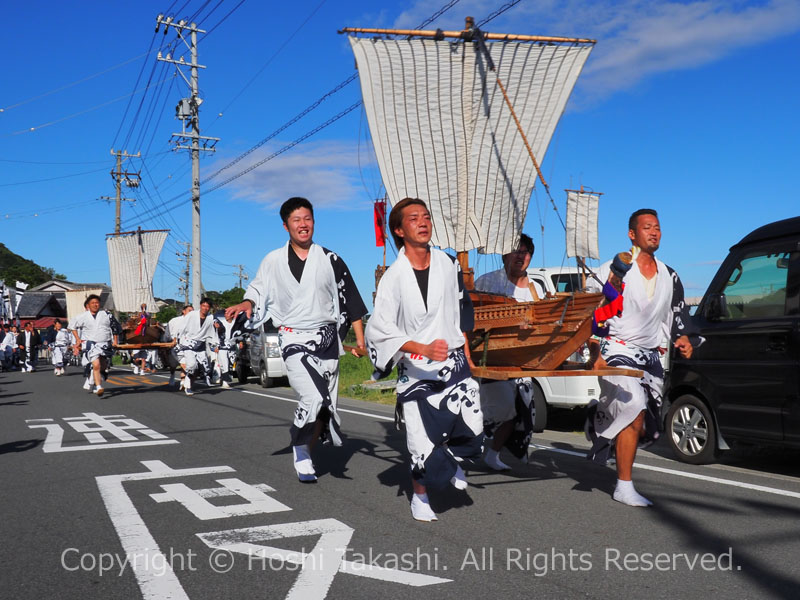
[247,320,288,388]
[664,216,800,464]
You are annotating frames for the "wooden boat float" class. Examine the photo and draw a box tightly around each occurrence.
[468,291,604,371]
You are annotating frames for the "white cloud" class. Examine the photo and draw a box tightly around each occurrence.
[388,0,800,102]
[207,140,379,210]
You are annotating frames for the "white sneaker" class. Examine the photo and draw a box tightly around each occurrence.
[184,386,194,396]
[221,380,231,389]
[613,480,653,507]
[450,464,468,490]
[132,366,139,375]
[95,387,105,397]
[83,378,92,391]
[410,494,438,522]
[293,445,316,477]
[485,449,511,471]
[179,377,186,390]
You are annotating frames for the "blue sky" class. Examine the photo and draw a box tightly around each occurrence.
[1,0,799,306]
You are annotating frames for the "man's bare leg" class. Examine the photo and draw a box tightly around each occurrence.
[93,359,104,396]
[613,411,652,506]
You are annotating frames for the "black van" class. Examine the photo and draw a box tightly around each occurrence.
[664,216,800,464]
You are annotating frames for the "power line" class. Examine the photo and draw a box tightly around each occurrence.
[0,49,159,113]
[3,76,174,138]
[202,0,248,38]
[208,0,328,128]
[0,166,108,187]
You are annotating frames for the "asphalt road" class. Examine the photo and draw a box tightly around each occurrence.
[2,365,799,599]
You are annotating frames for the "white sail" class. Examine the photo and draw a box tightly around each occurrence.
[349,36,592,255]
[566,190,600,259]
[106,231,167,313]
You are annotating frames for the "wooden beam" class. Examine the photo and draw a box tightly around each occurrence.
[339,27,595,44]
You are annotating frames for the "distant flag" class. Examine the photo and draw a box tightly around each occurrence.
[373,199,386,247]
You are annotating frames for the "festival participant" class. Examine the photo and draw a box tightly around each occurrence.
[0,324,15,371]
[50,320,72,376]
[366,198,483,522]
[70,294,121,397]
[16,321,42,372]
[225,197,367,483]
[163,305,193,387]
[214,311,247,389]
[474,234,543,470]
[175,298,216,396]
[585,209,697,507]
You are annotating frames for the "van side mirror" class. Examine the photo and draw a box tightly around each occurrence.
[706,293,727,320]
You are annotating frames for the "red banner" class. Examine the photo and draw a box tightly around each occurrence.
[373,200,386,247]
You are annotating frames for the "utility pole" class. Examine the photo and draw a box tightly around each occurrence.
[101,150,140,234]
[156,14,219,308]
[176,240,191,306]
[233,264,249,290]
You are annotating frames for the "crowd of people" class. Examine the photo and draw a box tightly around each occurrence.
[3,196,697,520]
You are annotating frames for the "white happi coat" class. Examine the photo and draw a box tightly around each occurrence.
[176,311,216,375]
[244,242,349,446]
[367,247,483,488]
[1,331,15,363]
[51,328,72,367]
[245,242,341,342]
[586,257,674,441]
[70,310,115,362]
[367,247,468,385]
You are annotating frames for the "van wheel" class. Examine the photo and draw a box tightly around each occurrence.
[531,381,548,433]
[259,363,273,388]
[666,394,717,464]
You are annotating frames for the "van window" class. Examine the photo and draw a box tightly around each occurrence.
[550,273,581,293]
[718,251,790,320]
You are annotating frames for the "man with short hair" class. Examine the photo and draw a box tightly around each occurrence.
[226,197,367,482]
[366,198,483,521]
[163,304,193,387]
[474,233,544,470]
[50,319,72,376]
[175,298,216,396]
[17,322,42,372]
[586,208,697,507]
[70,294,120,396]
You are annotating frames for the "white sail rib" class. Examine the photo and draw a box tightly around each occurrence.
[106,231,167,313]
[566,191,600,259]
[350,37,592,254]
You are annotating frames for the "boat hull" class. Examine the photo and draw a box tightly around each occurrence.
[468,292,603,370]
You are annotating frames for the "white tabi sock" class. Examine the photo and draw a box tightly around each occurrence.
[613,479,653,507]
[450,464,468,490]
[410,493,438,522]
[293,445,316,476]
[485,448,511,471]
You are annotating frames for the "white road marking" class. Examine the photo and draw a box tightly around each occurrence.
[198,520,451,597]
[527,443,800,500]
[97,461,236,600]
